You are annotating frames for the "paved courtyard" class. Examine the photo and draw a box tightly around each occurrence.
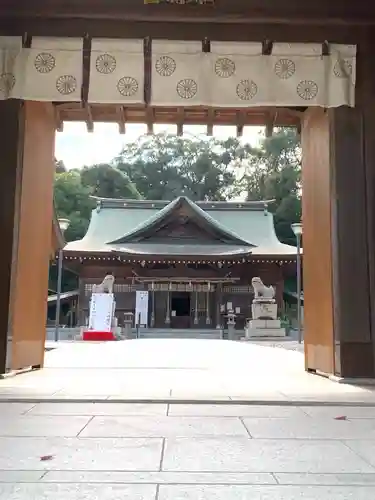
[1,339,375,498]
[1,339,375,403]
[1,401,375,498]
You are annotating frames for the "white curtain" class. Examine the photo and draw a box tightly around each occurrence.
[151,40,356,108]
[13,37,83,102]
[0,37,22,100]
[89,38,144,104]
[0,37,356,107]
[151,40,208,106]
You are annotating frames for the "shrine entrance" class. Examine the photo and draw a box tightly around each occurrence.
[0,1,375,379]
[170,292,191,329]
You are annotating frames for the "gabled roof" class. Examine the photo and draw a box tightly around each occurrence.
[64,196,298,258]
[108,196,254,247]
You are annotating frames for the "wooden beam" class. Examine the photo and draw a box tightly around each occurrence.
[0,18,364,46]
[0,0,373,25]
[56,104,301,128]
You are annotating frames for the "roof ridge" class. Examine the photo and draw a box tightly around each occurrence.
[91,196,275,212]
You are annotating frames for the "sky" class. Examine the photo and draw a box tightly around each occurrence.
[55,122,263,170]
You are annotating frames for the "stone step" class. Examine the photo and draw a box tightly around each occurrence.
[135,328,223,339]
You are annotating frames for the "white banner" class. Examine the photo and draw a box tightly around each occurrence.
[0,37,22,100]
[13,37,83,102]
[135,291,149,327]
[89,38,144,104]
[0,37,356,107]
[88,293,114,332]
[208,41,356,108]
[151,40,208,106]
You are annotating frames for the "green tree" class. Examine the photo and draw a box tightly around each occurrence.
[242,128,301,245]
[54,170,94,241]
[80,163,142,200]
[114,134,244,201]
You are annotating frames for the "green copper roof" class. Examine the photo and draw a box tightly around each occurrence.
[65,197,297,257]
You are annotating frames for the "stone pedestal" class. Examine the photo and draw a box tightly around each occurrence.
[251,302,278,320]
[246,319,286,338]
[246,300,285,338]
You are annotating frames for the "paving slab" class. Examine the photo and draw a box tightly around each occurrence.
[242,416,375,440]
[80,416,248,438]
[0,403,36,415]
[0,483,156,500]
[41,471,277,484]
[344,440,375,468]
[162,437,375,473]
[28,403,168,416]
[301,406,375,418]
[0,472,44,483]
[275,473,375,485]
[168,404,307,417]
[0,415,91,437]
[0,437,163,471]
[157,484,375,499]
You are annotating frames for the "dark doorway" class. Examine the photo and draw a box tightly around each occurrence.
[171,292,191,328]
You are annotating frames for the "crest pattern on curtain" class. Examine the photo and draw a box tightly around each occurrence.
[151,40,207,106]
[0,37,356,107]
[89,39,144,104]
[13,37,83,101]
[151,41,356,107]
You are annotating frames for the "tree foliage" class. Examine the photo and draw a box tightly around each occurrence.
[80,163,142,200]
[54,171,94,242]
[114,134,244,201]
[54,129,301,246]
[241,128,301,245]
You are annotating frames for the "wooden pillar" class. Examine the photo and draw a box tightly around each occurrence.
[302,31,375,378]
[0,101,55,373]
[0,100,23,373]
[302,108,375,377]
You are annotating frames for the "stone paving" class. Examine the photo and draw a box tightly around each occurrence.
[1,340,375,497]
[1,401,375,498]
[0,339,374,403]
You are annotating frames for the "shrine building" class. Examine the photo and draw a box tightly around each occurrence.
[64,196,296,330]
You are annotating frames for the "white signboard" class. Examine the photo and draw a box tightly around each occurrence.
[135,291,149,327]
[88,293,114,332]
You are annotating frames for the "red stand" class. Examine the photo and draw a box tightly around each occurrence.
[82,330,116,341]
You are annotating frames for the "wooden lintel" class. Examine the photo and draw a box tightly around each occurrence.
[56,104,301,128]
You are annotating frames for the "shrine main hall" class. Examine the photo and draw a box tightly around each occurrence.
[64,196,297,330]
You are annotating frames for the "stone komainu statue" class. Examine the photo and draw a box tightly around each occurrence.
[93,274,115,294]
[251,277,275,301]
